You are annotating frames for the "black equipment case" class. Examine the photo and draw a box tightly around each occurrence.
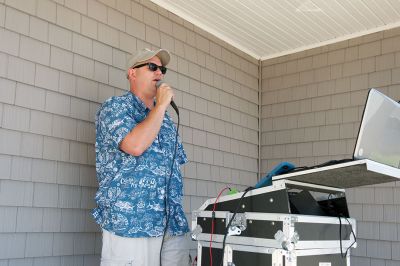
[192,160,400,266]
[197,241,350,266]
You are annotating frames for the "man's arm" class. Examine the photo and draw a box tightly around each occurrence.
[119,84,173,156]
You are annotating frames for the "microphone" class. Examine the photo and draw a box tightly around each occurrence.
[156,80,179,115]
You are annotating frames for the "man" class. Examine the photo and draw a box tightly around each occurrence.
[93,48,190,266]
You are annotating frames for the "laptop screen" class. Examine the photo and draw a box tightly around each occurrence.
[353,89,400,168]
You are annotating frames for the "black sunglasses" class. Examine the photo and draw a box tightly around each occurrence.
[133,62,167,74]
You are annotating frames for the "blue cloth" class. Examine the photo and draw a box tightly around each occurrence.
[93,91,189,238]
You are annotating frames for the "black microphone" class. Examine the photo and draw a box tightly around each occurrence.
[156,80,179,115]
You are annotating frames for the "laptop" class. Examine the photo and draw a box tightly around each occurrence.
[353,89,400,168]
[269,88,400,188]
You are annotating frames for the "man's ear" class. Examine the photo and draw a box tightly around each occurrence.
[127,68,136,80]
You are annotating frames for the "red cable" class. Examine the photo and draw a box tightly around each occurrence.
[210,187,230,266]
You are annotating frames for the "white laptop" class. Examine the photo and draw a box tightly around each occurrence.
[353,89,400,168]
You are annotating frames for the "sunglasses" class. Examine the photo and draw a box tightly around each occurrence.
[133,62,167,74]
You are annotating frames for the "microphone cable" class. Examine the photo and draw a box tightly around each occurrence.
[159,102,180,266]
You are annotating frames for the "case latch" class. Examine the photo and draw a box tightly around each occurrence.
[226,213,247,236]
[191,225,202,241]
[274,230,299,251]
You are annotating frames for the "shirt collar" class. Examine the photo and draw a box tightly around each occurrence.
[128,91,150,112]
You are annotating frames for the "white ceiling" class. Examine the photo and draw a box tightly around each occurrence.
[151,0,400,60]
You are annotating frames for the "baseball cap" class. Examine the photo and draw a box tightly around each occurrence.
[126,48,170,71]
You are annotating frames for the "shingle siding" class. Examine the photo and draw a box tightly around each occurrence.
[0,0,259,262]
[262,28,400,264]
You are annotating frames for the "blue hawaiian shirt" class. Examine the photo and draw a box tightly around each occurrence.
[93,91,189,238]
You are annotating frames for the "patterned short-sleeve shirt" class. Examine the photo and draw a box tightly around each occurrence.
[93,91,189,238]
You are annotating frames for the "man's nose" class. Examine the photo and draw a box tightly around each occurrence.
[155,68,163,74]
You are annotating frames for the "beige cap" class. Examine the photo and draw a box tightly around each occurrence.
[126,48,170,71]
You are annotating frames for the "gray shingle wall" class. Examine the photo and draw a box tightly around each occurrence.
[0,0,259,263]
[5,0,398,263]
[261,28,400,265]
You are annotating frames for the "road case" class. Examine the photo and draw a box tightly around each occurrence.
[198,179,351,218]
[198,160,400,218]
[197,241,350,266]
[192,210,356,250]
[192,179,356,250]
[192,160,400,266]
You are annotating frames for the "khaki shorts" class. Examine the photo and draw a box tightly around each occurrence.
[100,230,190,266]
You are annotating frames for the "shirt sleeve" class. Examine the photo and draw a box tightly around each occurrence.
[96,99,137,150]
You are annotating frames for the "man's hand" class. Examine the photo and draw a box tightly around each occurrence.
[155,82,174,110]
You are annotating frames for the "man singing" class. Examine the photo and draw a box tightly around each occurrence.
[93,48,189,266]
